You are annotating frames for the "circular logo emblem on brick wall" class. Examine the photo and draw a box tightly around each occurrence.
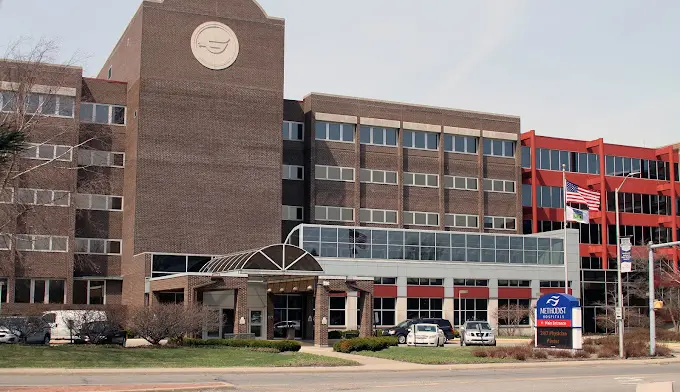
[191,22,240,70]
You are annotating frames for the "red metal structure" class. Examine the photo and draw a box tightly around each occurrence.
[521,131,680,269]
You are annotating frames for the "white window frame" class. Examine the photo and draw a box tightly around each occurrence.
[484,139,516,158]
[15,234,69,253]
[14,278,66,304]
[74,279,107,305]
[77,150,125,168]
[79,103,127,126]
[315,165,355,182]
[484,216,517,231]
[314,205,354,222]
[403,172,439,188]
[403,211,439,227]
[443,175,478,191]
[75,238,122,255]
[359,168,398,185]
[444,134,478,155]
[483,179,516,194]
[282,165,304,181]
[16,188,71,207]
[359,208,398,225]
[23,143,73,162]
[359,126,398,147]
[315,122,355,144]
[403,130,439,151]
[444,213,479,229]
[283,121,304,141]
[73,193,123,211]
[0,92,75,118]
[282,205,304,221]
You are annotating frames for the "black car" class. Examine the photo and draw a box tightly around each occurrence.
[77,321,127,345]
[382,318,455,344]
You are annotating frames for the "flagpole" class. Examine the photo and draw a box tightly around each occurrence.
[562,164,568,294]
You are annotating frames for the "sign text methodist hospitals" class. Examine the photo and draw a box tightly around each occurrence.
[536,294,579,328]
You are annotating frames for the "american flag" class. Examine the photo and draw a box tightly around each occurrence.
[565,180,600,211]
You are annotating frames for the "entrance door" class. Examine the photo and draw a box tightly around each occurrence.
[222,309,235,338]
[249,309,263,339]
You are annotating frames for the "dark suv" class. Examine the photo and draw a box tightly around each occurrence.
[382,318,455,344]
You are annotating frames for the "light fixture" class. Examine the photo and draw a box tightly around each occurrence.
[279,288,284,292]
[292,286,298,291]
[307,285,313,291]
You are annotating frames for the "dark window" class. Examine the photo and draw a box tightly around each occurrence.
[521,146,531,168]
[14,279,31,303]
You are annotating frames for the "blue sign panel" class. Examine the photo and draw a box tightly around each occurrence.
[536,293,580,328]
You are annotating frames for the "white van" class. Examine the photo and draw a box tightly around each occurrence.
[41,310,107,342]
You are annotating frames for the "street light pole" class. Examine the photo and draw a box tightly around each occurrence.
[615,171,638,359]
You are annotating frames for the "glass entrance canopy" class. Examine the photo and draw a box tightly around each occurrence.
[286,224,565,265]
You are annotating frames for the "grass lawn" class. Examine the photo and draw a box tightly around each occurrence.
[0,345,358,368]
[358,346,515,365]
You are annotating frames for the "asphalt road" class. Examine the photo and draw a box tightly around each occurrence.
[0,363,679,392]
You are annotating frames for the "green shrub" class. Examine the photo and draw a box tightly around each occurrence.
[328,331,342,339]
[182,338,301,352]
[332,336,398,353]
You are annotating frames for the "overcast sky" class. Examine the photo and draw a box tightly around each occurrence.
[1,0,678,147]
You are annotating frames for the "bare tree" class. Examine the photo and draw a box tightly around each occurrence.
[493,303,530,336]
[127,304,217,345]
[0,38,113,278]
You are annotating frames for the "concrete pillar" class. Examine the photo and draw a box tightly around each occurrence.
[443,298,454,324]
[346,291,358,330]
[234,286,248,335]
[530,280,541,329]
[266,294,275,340]
[314,282,329,347]
[396,297,407,322]
[487,298,499,330]
[359,291,373,337]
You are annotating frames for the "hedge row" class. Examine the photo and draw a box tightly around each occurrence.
[328,330,360,339]
[183,338,301,352]
[333,336,398,353]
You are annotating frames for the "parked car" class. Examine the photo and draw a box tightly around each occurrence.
[460,321,496,346]
[41,310,107,343]
[406,323,446,347]
[273,320,300,331]
[77,321,126,345]
[0,316,51,345]
[383,318,455,344]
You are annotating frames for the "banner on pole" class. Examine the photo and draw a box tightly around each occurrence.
[620,237,632,273]
[566,206,589,224]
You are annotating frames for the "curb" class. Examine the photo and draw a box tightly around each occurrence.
[0,358,678,375]
[0,383,235,392]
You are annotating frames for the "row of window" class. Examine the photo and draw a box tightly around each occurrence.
[150,254,216,277]
[525,147,600,174]
[360,168,398,185]
[0,278,109,305]
[310,211,513,229]
[0,92,75,118]
[606,225,673,246]
[523,146,680,182]
[0,235,121,254]
[406,278,444,286]
[0,189,122,211]
[315,122,515,157]
[315,165,355,182]
[300,226,563,264]
[80,103,126,125]
[282,165,304,180]
[498,280,530,287]
[605,155,679,181]
[535,220,602,245]
[77,150,125,168]
[605,192,675,216]
[23,143,73,162]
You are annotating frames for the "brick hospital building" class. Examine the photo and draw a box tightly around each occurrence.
[0,0,677,343]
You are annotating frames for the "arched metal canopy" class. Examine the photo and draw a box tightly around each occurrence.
[199,244,324,275]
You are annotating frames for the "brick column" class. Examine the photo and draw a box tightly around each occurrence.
[359,291,373,337]
[266,293,275,340]
[314,282,329,347]
[234,286,248,335]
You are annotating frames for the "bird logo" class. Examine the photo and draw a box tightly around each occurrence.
[546,295,561,307]
[197,39,231,55]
